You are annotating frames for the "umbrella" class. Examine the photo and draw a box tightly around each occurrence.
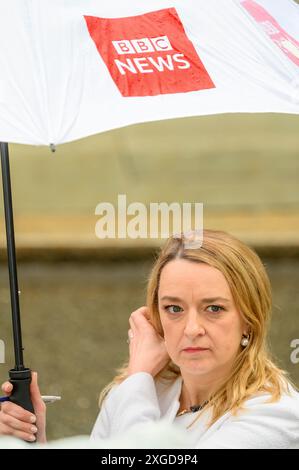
[0,0,298,412]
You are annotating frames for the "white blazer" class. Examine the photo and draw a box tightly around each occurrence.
[90,372,299,449]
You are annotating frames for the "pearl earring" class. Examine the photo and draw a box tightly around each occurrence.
[241,335,249,347]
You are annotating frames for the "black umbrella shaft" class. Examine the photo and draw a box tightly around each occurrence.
[0,142,24,370]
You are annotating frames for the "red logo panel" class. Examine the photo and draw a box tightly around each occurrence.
[84,8,216,97]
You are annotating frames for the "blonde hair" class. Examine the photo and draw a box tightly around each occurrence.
[98,229,295,428]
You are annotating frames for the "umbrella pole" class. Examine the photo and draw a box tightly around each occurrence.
[0,142,34,413]
[0,142,24,370]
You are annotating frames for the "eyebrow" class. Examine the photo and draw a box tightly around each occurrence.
[160,296,230,303]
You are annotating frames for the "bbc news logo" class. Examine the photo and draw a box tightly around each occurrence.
[85,8,215,96]
[112,35,190,76]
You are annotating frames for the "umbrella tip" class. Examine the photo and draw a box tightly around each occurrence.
[49,143,56,153]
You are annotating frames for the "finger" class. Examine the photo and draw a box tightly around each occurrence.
[1,401,36,423]
[129,311,139,329]
[131,306,149,318]
[130,307,149,326]
[1,381,13,395]
[0,412,38,435]
[127,328,134,339]
[14,430,37,442]
[140,307,153,325]
[126,328,133,345]
[30,372,45,414]
[141,306,150,319]
[131,307,146,320]
[128,319,137,341]
[129,316,136,330]
[0,424,36,442]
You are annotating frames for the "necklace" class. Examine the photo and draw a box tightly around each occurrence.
[176,400,209,417]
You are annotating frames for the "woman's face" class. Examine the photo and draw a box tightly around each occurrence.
[158,259,248,377]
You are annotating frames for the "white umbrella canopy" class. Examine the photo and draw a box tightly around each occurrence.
[0,0,298,146]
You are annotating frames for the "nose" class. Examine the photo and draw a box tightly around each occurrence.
[184,309,206,338]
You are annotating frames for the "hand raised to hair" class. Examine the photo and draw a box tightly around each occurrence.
[127,306,169,378]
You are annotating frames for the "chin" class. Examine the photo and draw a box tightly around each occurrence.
[180,362,211,376]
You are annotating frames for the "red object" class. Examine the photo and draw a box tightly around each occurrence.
[183,348,208,352]
[84,8,215,97]
[242,0,299,67]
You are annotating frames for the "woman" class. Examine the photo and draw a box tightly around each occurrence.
[90,229,299,448]
[1,229,299,447]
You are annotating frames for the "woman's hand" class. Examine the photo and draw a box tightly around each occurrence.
[127,306,170,377]
[0,371,47,443]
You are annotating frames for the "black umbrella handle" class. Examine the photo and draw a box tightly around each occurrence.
[9,368,34,414]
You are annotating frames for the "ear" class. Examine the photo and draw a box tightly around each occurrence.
[242,328,250,336]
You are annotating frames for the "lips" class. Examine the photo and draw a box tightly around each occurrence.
[183,347,208,351]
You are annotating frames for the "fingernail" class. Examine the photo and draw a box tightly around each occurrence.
[30,416,36,423]
[30,426,38,433]
[29,435,36,441]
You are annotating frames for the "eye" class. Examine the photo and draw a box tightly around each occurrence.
[207,305,224,314]
[163,304,183,314]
